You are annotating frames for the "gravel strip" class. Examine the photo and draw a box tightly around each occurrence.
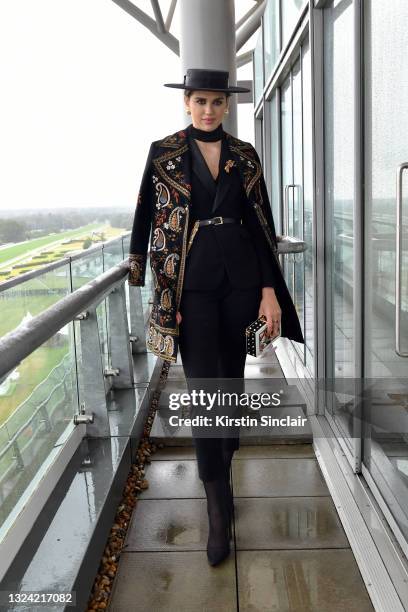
[85,360,171,612]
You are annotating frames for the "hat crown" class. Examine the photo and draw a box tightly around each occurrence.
[184,68,229,90]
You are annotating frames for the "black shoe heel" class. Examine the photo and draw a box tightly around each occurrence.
[207,530,230,566]
[204,478,231,566]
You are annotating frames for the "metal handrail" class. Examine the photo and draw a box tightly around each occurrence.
[0,260,130,381]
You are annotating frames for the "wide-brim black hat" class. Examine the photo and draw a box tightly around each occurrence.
[164,68,250,93]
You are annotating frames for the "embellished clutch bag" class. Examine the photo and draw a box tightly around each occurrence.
[245,316,280,357]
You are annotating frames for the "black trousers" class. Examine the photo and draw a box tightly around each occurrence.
[178,270,261,481]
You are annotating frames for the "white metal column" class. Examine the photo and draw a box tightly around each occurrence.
[179,0,238,135]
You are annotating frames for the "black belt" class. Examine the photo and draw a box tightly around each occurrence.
[197,216,241,227]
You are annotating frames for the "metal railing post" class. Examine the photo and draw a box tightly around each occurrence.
[78,308,110,436]
[12,440,24,471]
[128,285,147,354]
[39,405,52,434]
[108,285,135,388]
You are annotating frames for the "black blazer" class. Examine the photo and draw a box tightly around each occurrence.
[184,131,276,291]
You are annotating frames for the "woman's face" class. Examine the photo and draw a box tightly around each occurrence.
[185,90,229,131]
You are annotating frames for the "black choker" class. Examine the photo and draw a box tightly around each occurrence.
[188,123,224,142]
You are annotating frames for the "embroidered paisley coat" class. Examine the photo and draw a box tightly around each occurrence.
[128,127,304,362]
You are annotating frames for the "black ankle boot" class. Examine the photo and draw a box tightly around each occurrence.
[203,478,230,566]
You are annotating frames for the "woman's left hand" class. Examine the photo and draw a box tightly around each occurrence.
[259,287,281,337]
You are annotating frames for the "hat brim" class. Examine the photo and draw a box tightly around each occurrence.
[164,83,250,93]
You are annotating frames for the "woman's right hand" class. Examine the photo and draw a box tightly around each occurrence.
[176,311,182,325]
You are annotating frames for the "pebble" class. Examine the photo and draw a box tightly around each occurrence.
[85,361,170,611]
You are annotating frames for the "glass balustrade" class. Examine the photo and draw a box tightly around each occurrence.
[0,234,147,537]
[0,334,78,534]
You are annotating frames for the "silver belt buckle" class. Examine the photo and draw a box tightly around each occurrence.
[213,216,223,225]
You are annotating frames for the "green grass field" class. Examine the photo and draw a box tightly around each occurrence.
[0,344,70,427]
[0,223,104,267]
[0,272,98,337]
[0,294,64,338]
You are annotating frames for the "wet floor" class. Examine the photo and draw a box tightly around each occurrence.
[108,357,374,611]
[109,449,374,610]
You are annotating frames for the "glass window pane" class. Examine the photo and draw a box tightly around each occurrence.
[270,92,281,230]
[302,39,315,375]
[281,76,293,234]
[324,0,355,441]
[292,59,305,343]
[281,0,305,49]
[254,30,264,106]
[363,0,408,543]
[264,0,280,82]
[281,75,294,296]
[292,60,302,240]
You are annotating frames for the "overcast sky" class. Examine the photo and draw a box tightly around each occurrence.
[0,0,257,211]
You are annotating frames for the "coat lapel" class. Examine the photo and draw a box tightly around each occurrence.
[225,134,262,199]
[152,129,192,202]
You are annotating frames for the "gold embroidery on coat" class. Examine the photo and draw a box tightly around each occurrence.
[159,334,166,353]
[152,227,166,251]
[128,253,145,284]
[155,182,171,209]
[175,205,190,310]
[148,326,157,346]
[164,253,179,278]
[168,207,184,232]
[146,323,178,362]
[160,288,172,311]
[164,336,174,358]
[153,145,191,199]
[187,221,200,255]
[229,144,261,196]
[253,203,276,252]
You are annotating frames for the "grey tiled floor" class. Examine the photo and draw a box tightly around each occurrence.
[109,444,374,611]
[109,357,374,611]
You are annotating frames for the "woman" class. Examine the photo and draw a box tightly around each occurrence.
[129,68,304,567]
